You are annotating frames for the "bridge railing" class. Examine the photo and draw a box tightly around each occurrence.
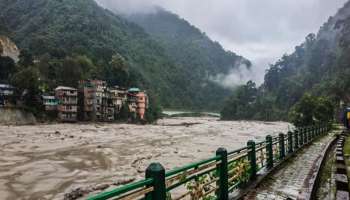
[87,124,331,200]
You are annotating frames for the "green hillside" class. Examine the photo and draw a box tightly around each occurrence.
[0,0,181,106]
[128,8,251,110]
[0,0,250,111]
[221,1,350,122]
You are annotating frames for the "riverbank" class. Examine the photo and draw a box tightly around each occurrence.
[0,107,36,125]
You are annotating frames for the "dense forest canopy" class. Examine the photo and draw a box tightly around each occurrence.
[127,8,251,110]
[0,0,250,111]
[221,2,350,123]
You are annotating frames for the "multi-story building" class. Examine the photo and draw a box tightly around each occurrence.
[127,88,148,121]
[0,84,15,107]
[55,86,78,122]
[90,80,107,121]
[79,80,118,122]
[109,86,127,113]
[42,95,58,111]
[78,80,96,121]
[136,91,148,120]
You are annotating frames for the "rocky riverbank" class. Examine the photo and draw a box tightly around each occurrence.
[0,108,36,125]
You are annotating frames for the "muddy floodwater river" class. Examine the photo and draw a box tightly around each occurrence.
[0,117,291,200]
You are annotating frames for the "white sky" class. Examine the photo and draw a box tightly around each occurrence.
[96,0,348,84]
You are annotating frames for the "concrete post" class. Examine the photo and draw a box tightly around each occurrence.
[266,135,273,169]
[288,131,293,154]
[145,163,166,200]
[279,133,285,160]
[216,148,228,200]
[247,140,257,180]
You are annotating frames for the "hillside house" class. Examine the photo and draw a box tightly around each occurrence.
[127,88,148,120]
[90,80,107,121]
[55,86,78,122]
[109,86,127,113]
[78,80,96,121]
[0,84,15,107]
[42,95,58,111]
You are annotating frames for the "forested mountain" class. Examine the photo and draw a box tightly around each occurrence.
[0,0,178,106]
[127,8,251,110]
[222,1,350,121]
[0,0,249,111]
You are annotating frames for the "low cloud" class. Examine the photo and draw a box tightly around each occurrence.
[96,0,347,87]
[209,64,256,88]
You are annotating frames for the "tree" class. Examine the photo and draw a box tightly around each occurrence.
[18,49,34,68]
[314,97,334,123]
[145,93,162,123]
[0,56,17,82]
[56,55,95,87]
[221,81,258,120]
[11,67,43,115]
[288,93,315,126]
[104,53,129,86]
[288,93,334,127]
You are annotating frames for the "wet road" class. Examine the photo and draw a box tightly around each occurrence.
[244,133,335,200]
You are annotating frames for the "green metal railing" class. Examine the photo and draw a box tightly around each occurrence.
[87,124,331,200]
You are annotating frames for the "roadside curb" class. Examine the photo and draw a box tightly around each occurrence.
[334,133,350,200]
[305,134,337,200]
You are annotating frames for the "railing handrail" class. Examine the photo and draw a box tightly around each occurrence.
[87,178,153,200]
[87,123,331,200]
[165,155,220,177]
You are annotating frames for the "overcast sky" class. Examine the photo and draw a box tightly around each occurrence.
[96,0,347,84]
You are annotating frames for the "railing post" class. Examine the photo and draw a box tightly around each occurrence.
[294,130,299,150]
[145,163,166,200]
[311,126,314,141]
[307,127,311,143]
[310,126,313,140]
[303,127,307,144]
[299,128,304,146]
[279,133,285,160]
[266,135,273,169]
[318,125,321,136]
[288,131,293,154]
[323,125,325,135]
[315,126,318,138]
[216,148,228,200]
[314,126,317,138]
[247,140,257,181]
[322,125,325,135]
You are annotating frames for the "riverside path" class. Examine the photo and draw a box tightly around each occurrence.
[243,131,338,200]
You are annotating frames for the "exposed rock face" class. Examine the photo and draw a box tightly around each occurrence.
[0,35,19,62]
[0,108,36,125]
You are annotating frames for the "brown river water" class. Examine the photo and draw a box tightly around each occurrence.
[0,117,291,200]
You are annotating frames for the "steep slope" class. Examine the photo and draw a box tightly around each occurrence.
[0,36,20,62]
[127,8,251,110]
[0,0,185,108]
[222,1,350,120]
[0,0,250,111]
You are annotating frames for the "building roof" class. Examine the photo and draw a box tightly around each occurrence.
[55,86,77,91]
[128,88,140,92]
[0,84,15,89]
[42,95,56,100]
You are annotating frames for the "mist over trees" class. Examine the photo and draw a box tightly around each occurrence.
[221,2,350,125]
[0,0,252,112]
